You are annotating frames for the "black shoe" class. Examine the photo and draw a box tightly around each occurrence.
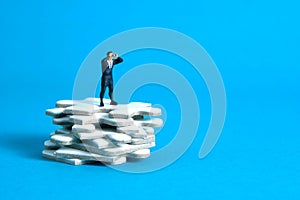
[100,102,104,107]
[110,100,118,105]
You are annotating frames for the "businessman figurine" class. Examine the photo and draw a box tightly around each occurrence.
[99,51,123,107]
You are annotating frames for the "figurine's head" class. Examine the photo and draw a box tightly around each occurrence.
[107,51,114,59]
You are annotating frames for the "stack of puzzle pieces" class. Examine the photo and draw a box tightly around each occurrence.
[43,97,163,165]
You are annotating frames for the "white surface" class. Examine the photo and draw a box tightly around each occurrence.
[64,104,101,115]
[54,147,124,163]
[44,140,61,150]
[50,134,79,145]
[42,150,97,166]
[127,149,150,158]
[83,138,116,149]
[133,118,163,127]
[99,114,134,127]
[55,128,72,135]
[100,143,154,156]
[72,124,95,133]
[130,135,155,145]
[109,107,161,119]
[105,133,132,143]
[46,107,66,117]
[52,116,73,125]
[56,100,80,108]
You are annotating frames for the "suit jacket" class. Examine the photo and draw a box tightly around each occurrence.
[101,57,123,74]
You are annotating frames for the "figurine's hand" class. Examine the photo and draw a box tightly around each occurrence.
[114,53,118,58]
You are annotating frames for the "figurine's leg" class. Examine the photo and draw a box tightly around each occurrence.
[108,80,118,105]
[108,80,113,100]
[99,80,107,107]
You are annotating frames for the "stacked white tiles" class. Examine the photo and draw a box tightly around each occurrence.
[43,97,163,165]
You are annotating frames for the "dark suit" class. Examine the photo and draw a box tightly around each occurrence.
[100,57,123,103]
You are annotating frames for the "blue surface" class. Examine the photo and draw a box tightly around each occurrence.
[0,0,299,199]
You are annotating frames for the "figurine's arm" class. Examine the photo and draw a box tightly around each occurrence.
[113,54,123,65]
[101,58,108,74]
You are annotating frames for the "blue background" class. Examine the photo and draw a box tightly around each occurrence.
[0,0,299,199]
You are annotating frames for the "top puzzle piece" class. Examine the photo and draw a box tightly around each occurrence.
[83,98,152,108]
[108,107,161,119]
[82,97,111,106]
[56,100,81,108]
[64,104,102,115]
[128,102,152,108]
[56,98,111,108]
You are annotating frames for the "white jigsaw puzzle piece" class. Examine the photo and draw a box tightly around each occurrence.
[44,140,61,150]
[56,100,81,108]
[54,147,125,163]
[50,133,80,146]
[99,142,155,156]
[127,149,150,159]
[42,150,97,165]
[64,104,101,115]
[133,118,163,127]
[130,135,155,145]
[108,107,161,119]
[46,107,66,118]
[72,124,95,133]
[82,138,117,149]
[99,114,134,127]
[55,128,72,135]
[52,116,73,126]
